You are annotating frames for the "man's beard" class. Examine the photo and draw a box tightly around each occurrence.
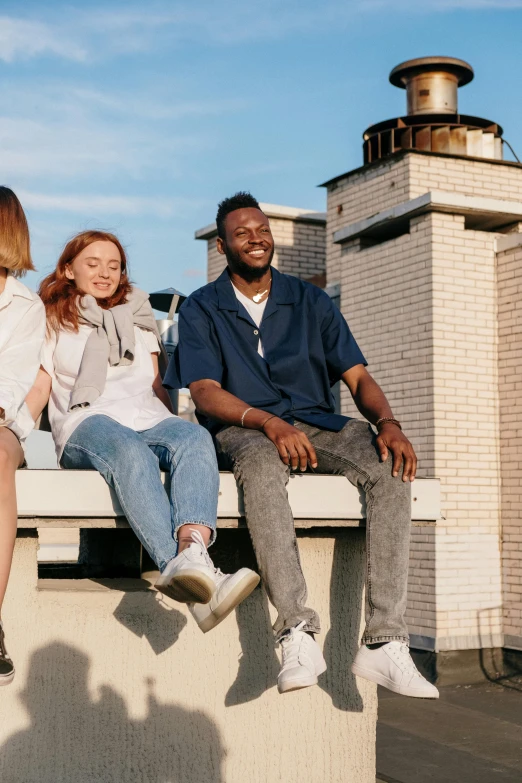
[225,245,274,282]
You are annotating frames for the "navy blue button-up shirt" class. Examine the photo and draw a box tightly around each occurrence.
[164,267,367,434]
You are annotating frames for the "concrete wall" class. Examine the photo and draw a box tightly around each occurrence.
[206,216,326,284]
[0,530,376,783]
[497,238,522,651]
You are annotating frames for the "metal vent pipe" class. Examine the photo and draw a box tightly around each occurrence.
[389,56,474,116]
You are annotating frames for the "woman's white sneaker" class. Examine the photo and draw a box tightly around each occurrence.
[277,621,327,694]
[351,641,439,699]
[188,568,260,632]
[155,529,216,604]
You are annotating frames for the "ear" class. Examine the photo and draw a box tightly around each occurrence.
[64,264,75,280]
[216,237,226,256]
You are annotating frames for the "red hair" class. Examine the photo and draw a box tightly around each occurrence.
[39,230,132,333]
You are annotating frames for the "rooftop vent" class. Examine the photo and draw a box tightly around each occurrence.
[363,57,503,164]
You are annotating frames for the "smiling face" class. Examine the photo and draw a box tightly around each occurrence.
[64,240,123,299]
[217,207,274,280]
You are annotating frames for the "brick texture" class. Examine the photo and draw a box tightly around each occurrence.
[498,242,522,644]
[326,152,522,649]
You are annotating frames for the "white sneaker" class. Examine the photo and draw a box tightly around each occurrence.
[188,568,260,633]
[155,529,217,604]
[351,641,439,698]
[277,621,327,694]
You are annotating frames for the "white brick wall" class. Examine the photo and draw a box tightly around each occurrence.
[497,242,522,647]
[334,181,510,648]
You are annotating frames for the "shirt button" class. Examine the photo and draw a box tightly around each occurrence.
[253,330,259,335]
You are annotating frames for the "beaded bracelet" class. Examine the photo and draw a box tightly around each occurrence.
[376,417,402,431]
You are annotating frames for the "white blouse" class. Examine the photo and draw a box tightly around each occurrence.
[42,325,176,462]
[0,274,46,442]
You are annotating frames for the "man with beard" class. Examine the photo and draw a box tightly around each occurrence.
[165,192,438,699]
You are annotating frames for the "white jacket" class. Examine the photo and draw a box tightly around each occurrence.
[0,274,46,440]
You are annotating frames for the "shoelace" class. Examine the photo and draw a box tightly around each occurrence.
[189,529,223,577]
[279,621,313,671]
[390,642,422,678]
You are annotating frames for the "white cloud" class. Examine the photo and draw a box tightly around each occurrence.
[0,81,214,182]
[0,16,86,63]
[16,190,183,217]
[2,0,519,65]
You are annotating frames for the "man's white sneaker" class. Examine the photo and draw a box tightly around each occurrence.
[155,529,217,604]
[277,621,327,694]
[188,568,260,632]
[351,641,439,699]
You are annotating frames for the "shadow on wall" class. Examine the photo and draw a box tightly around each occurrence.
[111,527,365,712]
[113,590,188,656]
[0,643,225,783]
[212,529,364,712]
[318,530,364,712]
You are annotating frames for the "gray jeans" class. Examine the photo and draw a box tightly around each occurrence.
[215,419,411,644]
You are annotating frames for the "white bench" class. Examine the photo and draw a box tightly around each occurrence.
[16,470,441,527]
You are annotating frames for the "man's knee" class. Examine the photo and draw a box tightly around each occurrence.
[229,435,287,483]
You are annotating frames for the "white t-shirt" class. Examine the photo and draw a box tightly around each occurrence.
[0,274,46,442]
[232,284,268,358]
[42,325,176,462]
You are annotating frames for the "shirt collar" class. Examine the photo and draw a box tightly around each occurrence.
[215,266,296,311]
[0,273,35,307]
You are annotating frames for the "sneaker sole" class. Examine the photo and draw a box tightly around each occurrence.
[197,571,261,633]
[156,570,215,604]
[278,660,327,694]
[351,663,439,699]
[0,670,15,686]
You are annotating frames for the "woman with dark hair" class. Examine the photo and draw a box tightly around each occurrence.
[27,230,258,632]
[0,186,46,685]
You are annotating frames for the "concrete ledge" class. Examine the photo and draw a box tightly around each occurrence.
[333,190,522,244]
[495,232,522,253]
[410,631,505,653]
[17,470,441,522]
[504,634,522,652]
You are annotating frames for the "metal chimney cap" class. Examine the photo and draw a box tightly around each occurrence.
[389,57,474,88]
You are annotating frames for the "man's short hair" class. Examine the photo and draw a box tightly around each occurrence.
[216,192,262,240]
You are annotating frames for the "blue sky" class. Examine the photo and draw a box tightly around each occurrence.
[2,0,522,299]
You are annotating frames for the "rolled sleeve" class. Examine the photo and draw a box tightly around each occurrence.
[319,293,367,383]
[163,299,224,390]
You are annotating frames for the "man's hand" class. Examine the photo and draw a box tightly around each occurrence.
[262,417,318,471]
[376,423,417,482]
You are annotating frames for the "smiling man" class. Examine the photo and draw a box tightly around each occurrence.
[165,192,438,699]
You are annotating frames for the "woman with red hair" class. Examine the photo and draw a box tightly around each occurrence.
[0,187,46,685]
[27,230,258,632]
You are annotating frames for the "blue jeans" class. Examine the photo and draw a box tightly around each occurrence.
[61,415,219,571]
